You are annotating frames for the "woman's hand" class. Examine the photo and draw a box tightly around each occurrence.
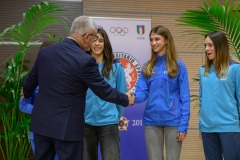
[177,132,187,142]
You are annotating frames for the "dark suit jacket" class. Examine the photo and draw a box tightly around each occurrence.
[23,38,128,141]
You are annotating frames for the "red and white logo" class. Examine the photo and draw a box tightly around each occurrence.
[114,52,141,92]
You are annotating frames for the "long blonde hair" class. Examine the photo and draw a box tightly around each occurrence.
[143,26,178,78]
[204,31,230,77]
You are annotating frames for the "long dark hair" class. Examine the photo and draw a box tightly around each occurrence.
[92,28,115,79]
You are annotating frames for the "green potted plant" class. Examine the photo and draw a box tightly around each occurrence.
[177,0,239,108]
[0,2,65,159]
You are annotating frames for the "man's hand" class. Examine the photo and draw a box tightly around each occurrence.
[125,92,135,106]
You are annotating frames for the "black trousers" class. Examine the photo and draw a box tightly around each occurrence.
[34,134,83,160]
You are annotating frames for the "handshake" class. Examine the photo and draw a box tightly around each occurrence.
[125,92,135,106]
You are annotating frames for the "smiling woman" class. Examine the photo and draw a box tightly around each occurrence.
[83,28,128,160]
[134,25,190,160]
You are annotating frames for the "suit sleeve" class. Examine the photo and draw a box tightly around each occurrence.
[82,57,129,107]
[23,53,40,98]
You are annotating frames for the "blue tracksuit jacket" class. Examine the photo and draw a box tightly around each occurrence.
[199,60,240,132]
[135,54,190,133]
[85,61,127,126]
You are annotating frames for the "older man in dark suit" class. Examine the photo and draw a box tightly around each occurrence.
[23,16,134,160]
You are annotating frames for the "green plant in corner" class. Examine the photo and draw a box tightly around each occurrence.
[177,0,239,109]
[0,2,65,159]
[178,0,239,58]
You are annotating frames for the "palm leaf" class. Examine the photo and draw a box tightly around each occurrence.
[178,0,240,59]
[0,2,64,49]
[177,0,240,110]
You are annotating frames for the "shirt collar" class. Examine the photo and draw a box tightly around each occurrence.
[67,37,82,49]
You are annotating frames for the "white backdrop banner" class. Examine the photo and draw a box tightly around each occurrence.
[92,17,151,160]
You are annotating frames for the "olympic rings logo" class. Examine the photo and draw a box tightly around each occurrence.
[110,27,129,36]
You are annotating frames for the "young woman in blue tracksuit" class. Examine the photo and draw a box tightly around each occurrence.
[134,26,190,160]
[83,28,127,160]
[19,41,59,160]
[199,31,240,160]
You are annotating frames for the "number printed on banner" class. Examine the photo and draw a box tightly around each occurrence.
[132,119,143,126]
